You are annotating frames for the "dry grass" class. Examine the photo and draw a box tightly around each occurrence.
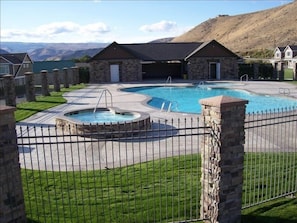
[172,1,297,54]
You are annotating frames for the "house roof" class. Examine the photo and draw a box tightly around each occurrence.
[91,40,239,62]
[0,53,30,64]
[120,42,202,61]
[288,45,297,51]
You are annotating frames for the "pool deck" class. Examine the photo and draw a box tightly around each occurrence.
[16,81,297,171]
[17,80,297,126]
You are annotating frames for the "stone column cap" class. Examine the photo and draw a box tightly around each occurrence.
[0,105,16,114]
[200,95,248,108]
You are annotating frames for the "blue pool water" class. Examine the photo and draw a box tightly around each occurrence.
[66,110,139,123]
[122,86,297,113]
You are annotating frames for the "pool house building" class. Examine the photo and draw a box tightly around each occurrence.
[89,39,240,82]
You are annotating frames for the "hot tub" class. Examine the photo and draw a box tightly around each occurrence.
[56,107,151,138]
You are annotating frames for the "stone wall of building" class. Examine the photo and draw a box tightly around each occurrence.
[121,59,142,82]
[187,57,238,80]
[89,61,110,83]
[90,59,141,83]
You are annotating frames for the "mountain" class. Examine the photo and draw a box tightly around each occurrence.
[0,42,108,61]
[172,1,297,54]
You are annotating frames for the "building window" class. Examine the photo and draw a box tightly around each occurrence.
[0,64,9,74]
[23,63,30,68]
[286,51,291,57]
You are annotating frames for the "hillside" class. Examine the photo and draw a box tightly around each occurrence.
[0,42,107,61]
[172,1,297,54]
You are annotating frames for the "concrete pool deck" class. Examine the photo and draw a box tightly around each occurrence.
[16,80,297,171]
[17,80,297,126]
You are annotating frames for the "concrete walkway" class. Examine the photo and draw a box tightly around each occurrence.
[16,81,297,171]
[17,80,297,126]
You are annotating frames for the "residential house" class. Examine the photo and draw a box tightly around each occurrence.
[89,39,240,82]
[272,45,297,69]
[273,46,286,62]
[284,45,297,69]
[0,53,33,77]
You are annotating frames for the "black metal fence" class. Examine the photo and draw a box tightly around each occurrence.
[18,118,206,223]
[16,108,297,222]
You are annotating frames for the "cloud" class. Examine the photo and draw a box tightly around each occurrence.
[139,20,177,33]
[1,21,111,42]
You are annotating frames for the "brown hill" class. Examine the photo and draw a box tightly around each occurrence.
[172,1,297,54]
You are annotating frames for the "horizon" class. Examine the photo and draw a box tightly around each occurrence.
[1,0,294,44]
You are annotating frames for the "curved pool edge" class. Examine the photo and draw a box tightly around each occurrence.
[55,107,151,138]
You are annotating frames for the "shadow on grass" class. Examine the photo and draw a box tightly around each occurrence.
[242,215,297,223]
[242,196,297,223]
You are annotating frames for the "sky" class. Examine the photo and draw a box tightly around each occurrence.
[0,0,294,44]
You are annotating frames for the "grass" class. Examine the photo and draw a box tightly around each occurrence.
[22,153,297,223]
[15,84,85,122]
[16,82,296,222]
[284,68,294,80]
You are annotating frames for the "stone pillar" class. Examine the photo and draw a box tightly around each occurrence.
[63,68,69,88]
[53,69,60,92]
[3,74,16,107]
[0,106,26,223]
[24,72,36,102]
[41,70,50,96]
[71,66,79,85]
[277,62,284,81]
[199,95,248,223]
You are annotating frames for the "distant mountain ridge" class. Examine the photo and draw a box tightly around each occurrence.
[0,42,107,61]
[172,1,297,53]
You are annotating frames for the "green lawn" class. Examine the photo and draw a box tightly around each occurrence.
[22,153,297,223]
[15,82,296,222]
[15,84,85,122]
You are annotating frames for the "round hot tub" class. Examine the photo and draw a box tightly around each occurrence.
[56,107,151,138]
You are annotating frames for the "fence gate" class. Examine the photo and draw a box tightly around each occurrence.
[17,118,206,223]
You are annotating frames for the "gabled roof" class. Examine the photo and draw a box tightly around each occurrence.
[91,40,239,62]
[287,45,297,51]
[0,53,32,64]
[274,46,286,53]
[120,42,202,61]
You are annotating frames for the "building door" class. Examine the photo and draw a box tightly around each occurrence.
[209,62,220,80]
[110,64,120,82]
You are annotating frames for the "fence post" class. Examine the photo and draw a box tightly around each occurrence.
[41,70,50,96]
[71,66,79,85]
[63,68,69,88]
[277,62,284,81]
[24,72,36,102]
[200,95,248,223]
[3,74,16,107]
[0,106,26,223]
[53,69,61,92]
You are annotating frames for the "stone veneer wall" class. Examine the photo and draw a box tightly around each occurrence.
[121,59,142,82]
[199,95,247,223]
[0,106,26,223]
[90,59,141,83]
[188,57,238,80]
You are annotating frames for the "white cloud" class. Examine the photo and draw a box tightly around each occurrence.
[81,22,110,34]
[1,21,111,43]
[139,20,177,33]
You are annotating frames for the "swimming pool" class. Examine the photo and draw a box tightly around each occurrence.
[122,86,297,113]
